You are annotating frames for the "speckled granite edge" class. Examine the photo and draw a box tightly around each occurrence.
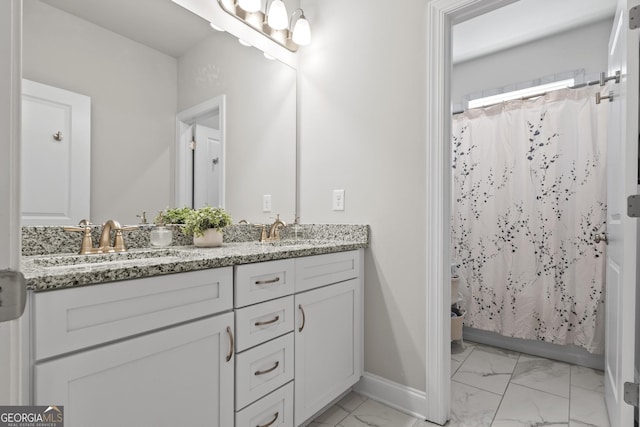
[20,224,370,292]
[22,224,370,256]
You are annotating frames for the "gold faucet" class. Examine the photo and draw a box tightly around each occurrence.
[267,214,287,241]
[99,219,138,252]
[64,219,138,254]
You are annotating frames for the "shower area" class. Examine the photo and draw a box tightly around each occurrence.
[451,84,609,360]
[448,1,617,367]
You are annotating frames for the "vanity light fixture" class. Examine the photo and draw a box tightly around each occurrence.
[290,9,310,46]
[266,0,288,30]
[215,0,311,52]
[237,0,261,13]
[238,38,252,47]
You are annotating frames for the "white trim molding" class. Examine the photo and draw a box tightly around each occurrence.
[354,373,427,421]
[424,0,519,424]
[0,0,27,406]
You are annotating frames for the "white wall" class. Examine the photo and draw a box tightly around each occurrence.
[178,33,297,224]
[22,0,177,224]
[299,0,428,391]
[452,18,612,103]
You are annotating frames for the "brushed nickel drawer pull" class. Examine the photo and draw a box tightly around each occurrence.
[255,361,279,376]
[257,412,279,427]
[255,277,280,285]
[255,315,280,327]
[298,304,306,332]
[226,326,234,362]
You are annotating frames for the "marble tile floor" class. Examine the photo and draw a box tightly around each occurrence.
[308,340,609,427]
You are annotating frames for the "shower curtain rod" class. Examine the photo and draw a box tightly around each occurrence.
[452,78,601,116]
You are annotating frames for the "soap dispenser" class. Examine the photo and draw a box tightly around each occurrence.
[150,210,173,247]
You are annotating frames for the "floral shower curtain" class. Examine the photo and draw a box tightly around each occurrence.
[452,85,608,353]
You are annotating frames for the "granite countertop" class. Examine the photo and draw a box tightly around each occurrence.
[22,239,368,292]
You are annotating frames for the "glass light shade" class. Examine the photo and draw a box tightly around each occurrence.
[292,17,311,45]
[267,0,288,30]
[237,0,261,13]
[209,22,225,32]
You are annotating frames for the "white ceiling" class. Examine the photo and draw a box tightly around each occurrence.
[453,0,618,64]
[40,0,618,62]
[40,0,212,58]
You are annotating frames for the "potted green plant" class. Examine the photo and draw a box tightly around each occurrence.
[183,206,232,247]
[156,207,191,225]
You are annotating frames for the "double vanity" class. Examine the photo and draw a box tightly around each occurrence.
[21,224,369,427]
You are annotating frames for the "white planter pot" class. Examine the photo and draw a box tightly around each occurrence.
[193,229,223,248]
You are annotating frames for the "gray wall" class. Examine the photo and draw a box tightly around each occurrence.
[452,18,612,104]
[22,0,176,224]
[299,0,428,391]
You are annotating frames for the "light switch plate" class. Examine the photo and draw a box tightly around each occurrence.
[333,189,345,211]
[263,195,272,212]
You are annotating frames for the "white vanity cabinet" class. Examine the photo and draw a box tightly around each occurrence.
[31,268,235,427]
[294,252,362,426]
[234,250,363,427]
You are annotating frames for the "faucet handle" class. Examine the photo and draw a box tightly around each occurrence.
[113,225,139,252]
[63,225,94,254]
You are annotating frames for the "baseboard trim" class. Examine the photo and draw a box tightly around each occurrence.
[353,372,427,420]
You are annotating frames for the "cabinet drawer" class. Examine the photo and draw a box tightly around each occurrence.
[295,250,360,293]
[235,296,294,352]
[236,333,294,410]
[235,259,295,308]
[33,267,233,360]
[235,382,293,427]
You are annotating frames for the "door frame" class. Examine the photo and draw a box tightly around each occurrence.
[0,0,28,405]
[175,95,226,209]
[424,0,519,423]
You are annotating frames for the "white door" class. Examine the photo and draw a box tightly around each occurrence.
[193,124,223,208]
[21,80,90,225]
[34,313,235,427]
[604,0,639,425]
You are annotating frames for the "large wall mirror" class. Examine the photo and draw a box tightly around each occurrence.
[21,0,297,226]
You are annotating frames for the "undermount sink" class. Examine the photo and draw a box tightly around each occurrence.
[32,248,184,268]
[253,239,332,247]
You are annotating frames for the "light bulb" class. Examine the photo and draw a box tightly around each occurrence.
[237,0,261,13]
[267,0,288,30]
[238,39,251,47]
[292,16,311,45]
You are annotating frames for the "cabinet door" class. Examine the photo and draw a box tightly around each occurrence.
[294,279,362,426]
[34,313,235,427]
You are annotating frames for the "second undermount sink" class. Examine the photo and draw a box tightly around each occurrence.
[32,248,185,268]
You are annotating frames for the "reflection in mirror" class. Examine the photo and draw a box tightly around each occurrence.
[21,0,296,226]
